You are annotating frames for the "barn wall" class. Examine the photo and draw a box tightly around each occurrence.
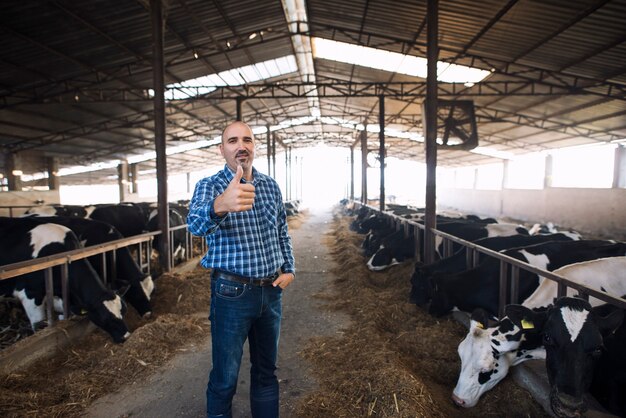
[438,187,626,239]
[0,190,61,217]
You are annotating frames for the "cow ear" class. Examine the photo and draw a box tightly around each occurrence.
[470,309,490,330]
[505,304,543,331]
[596,308,624,338]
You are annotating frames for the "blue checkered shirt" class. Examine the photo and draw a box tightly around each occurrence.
[187,165,295,279]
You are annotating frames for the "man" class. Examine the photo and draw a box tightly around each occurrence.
[187,121,295,418]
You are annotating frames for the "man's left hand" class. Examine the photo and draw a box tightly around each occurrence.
[273,273,294,289]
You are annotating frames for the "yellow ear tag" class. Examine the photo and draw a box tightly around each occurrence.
[475,322,484,329]
[521,319,534,329]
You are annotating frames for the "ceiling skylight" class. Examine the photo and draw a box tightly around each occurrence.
[158,55,298,100]
[312,38,491,83]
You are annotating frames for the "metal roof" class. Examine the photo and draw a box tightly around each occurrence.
[1,0,625,186]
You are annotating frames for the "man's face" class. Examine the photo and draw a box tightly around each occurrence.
[220,122,255,172]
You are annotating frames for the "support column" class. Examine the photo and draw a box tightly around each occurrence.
[47,157,59,190]
[379,95,386,211]
[266,124,271,175]
[272,132,276,178]
[350,146,355,200]
[502,160,509,189]
[424,0,439,264]
[288,147,293,200]
[130,163,139,194]
[117,159,129,202]
[613,145,625,188]
[361,127,368,204]
[6,153,22,191]
[236,97,243,121]
[151,0,171,272]
[544,154,553,188]
[186,172,192,194]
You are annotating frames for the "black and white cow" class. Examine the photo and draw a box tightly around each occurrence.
[25,204,88,218]
[148,207,187,264]
[88,204,148,237]
[507,298,624,418]
[451,256,626,409]
[429,240,626,317]
[410,233,578,306]
[366,229,416,271]
[0,217,130,343]
[434,221,529,258]
[27,216,154,317]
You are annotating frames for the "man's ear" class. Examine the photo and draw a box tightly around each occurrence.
[219,143,224,157]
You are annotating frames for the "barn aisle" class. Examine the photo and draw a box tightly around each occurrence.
[84,206,350,418]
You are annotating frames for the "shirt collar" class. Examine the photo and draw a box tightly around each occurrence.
[223,164,265,185]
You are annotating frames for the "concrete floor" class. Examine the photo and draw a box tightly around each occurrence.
[84,207,350,418]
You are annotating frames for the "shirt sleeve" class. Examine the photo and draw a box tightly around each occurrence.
[276,189,296,275]
[187,177,227,236]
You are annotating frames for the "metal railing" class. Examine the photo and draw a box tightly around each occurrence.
[350,201,626,317]
[0,223,207,328]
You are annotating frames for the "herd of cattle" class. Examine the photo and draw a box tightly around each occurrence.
[342,201,626,418]
[0,201,190,344]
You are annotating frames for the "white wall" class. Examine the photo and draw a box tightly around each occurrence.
[438,187,626,239]
[0,190,61,217]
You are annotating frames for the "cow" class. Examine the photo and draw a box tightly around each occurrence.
[507,298,624,418]
[451,257,626,409]
[0,217,130,343]
[148,207,187,265]
[434,221,529,258]
[429,240,626,317]
[410,233,578,306]
[88,204,147,237]
[523,256,626,309]
[25,204,88,218]
[366,229,416,271]
[25,216,154,317]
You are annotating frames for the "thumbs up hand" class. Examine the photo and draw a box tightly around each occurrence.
[213,165,256,216]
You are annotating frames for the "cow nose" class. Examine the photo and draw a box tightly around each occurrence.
[142,311,152,319]
[451,393,466,407]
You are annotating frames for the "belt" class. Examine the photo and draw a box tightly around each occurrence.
[212,270,278,287]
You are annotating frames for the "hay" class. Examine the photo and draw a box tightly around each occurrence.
[0,266,212,418]
[287,209,309,230]
[294,210,549,417]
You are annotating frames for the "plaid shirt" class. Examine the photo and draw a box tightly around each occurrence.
[187,165,295,279]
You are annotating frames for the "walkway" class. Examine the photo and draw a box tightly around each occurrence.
[85,207,349,418]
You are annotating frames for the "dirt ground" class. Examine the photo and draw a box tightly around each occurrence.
[0,208,549,417]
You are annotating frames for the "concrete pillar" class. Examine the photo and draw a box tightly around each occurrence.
[544,154,553,188]
[47,157,60,190]
[118,160,130,202]
[502,160,509,189]
[350,146,354,200]
[6,153,22,191]
[130,163,139,194]
[186,172,192,194]
[266,124,271,175]
[613,144,626,188]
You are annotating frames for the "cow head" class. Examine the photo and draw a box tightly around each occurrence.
[366,245,400,271]
[87,293,131,343]
[409,263,432,306]
[452,309,542,407]
[428,272,455,316]
[507,298,623,418]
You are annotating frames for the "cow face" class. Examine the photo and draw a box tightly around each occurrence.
[453,310,524,407]
[87,294,130,343]
[507,298,624,418]
[409,264,432,306]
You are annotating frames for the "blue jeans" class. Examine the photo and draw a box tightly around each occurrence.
[207,275,283,418]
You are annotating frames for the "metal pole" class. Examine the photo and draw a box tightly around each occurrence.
[272,132,276,178]
[350,146,354,200]
[151,0,171,272]
[379,95,385,211]
[361,127,368,204]
[266,124,271,175]
[236,97,242,121]
[424,0,439,264]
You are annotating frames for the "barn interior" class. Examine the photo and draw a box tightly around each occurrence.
[1,1,626,416]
